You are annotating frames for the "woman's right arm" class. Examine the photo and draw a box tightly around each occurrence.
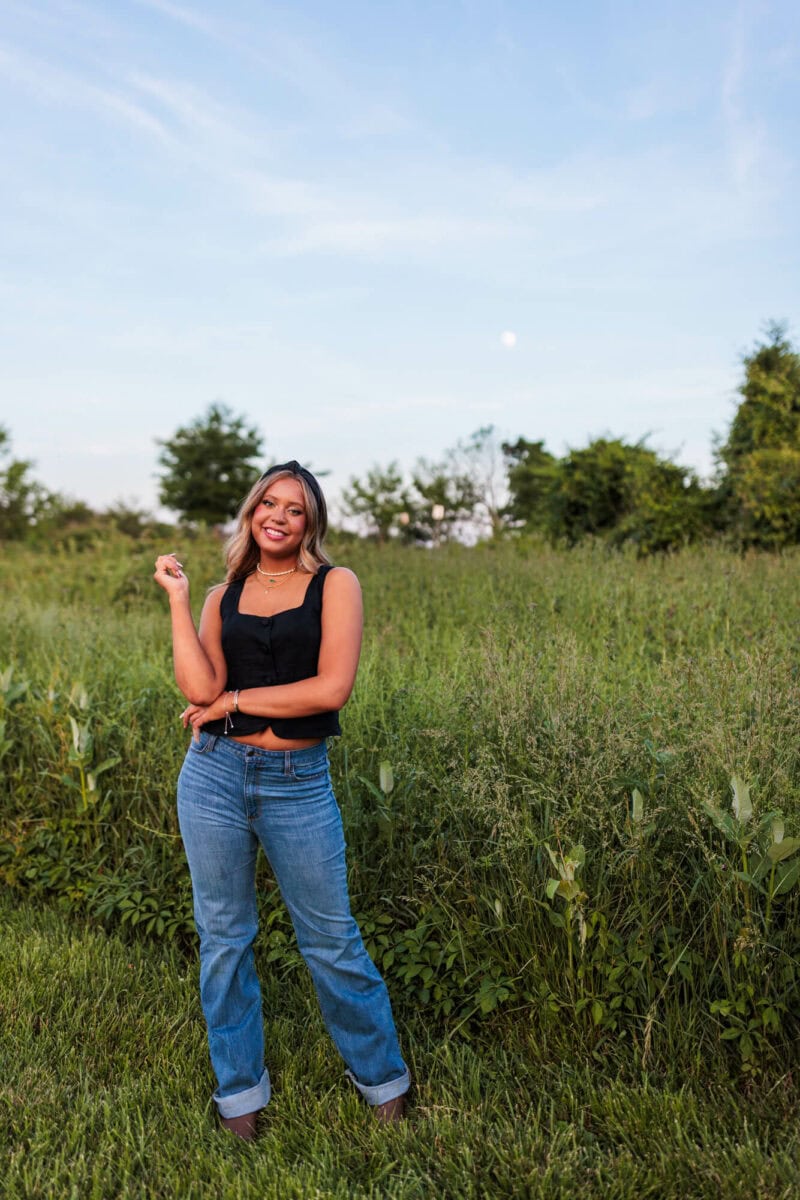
[153,553,228,705]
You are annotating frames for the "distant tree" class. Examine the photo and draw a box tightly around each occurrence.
[156,403,264,524]
[340,462,411,543]
[502,437,558,530]
[410,457,477,544]
[734,448,800,547]
[444,425,508,538]
[717,323,800,546]
[104,499,156,539]
[545,437,708,553]
[0,426,51,540]
[340,462,410,543]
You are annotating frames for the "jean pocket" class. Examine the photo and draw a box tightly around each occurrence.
[190,732,217,755]
[287,763,328,782]
[289,759,328,782]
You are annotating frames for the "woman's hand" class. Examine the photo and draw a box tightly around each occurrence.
[181,692,230,738]
[153,552,189,598]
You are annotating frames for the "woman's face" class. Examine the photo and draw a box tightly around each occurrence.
[250,476,308,559]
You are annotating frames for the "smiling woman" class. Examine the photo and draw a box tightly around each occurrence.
[153,461,409,1140]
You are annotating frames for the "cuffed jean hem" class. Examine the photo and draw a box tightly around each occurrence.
[345,1067,410,1106]
[214,1069,271,1119]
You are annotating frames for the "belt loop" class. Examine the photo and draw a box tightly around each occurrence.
[207,735,218,751]
[284,750,292,776]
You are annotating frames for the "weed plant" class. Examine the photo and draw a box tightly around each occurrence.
[2,535,800,1089]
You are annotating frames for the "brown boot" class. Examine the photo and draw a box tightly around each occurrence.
[373,1095,407,1124]
[219,1111,259,1141]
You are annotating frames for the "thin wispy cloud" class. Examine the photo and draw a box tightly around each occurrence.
[721,0,770,190]
[132,0,218,38]
[0,40,170,142]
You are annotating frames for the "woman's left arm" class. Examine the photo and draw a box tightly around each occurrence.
[187,568,363,731]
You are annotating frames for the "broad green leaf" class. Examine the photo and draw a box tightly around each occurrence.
[730,774,752,823]
[702,802,737,841]
[545,878,560,900]
[93,756,121,777]
[767,837,800,864]
[774,859,800,895]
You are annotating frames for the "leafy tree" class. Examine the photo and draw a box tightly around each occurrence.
[0,427,51,540]
[104,499,158,539]
[340,462,411,543]
[502,437,558,530]
[156,403,264,524]
[733,448,800,547]
[717,323,800,546]
[410,457,477,544]
[545,437,708,553]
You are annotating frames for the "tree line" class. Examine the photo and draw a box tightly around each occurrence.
[2,323,799,552]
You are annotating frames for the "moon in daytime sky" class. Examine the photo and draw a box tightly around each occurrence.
[500,331,517,348]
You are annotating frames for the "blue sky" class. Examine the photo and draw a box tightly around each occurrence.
[1,0,797,517]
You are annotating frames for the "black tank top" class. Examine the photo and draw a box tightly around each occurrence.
[202,564,342,740]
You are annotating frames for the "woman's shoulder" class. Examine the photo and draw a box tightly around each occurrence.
[202,579,236,615]
[319,564,359,586]
[317,564,361,604]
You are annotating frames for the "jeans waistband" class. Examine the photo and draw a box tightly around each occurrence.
[194,729,328,769]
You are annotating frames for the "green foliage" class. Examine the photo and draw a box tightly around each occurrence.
[718,322,800,546]
[409,456,477,544]
[156,402,264,524]
[545,437,708,552]
[2,536,800,1079]
[0,425,52,540]
[340,461,411,542]
[503,436,559,530]
[735,447,800,547]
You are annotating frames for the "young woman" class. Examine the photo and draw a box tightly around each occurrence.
[154,461,409,1140]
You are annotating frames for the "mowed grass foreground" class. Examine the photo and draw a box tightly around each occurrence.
[2,536,800,1196]
[2,895,800,1200]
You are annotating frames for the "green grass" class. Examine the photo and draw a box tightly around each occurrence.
[2,894,800,1200]
[2,535,800,1194]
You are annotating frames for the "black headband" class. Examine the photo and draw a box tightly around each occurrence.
[259,460,325,510]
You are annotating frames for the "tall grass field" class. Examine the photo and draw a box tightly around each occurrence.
[2,535,800,1198]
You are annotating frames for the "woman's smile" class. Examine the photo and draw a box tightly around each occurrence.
[251,477,307,556]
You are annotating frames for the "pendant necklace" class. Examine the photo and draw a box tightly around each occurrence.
[256,562,297,588]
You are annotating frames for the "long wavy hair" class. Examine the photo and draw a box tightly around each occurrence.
[224,464,332,583]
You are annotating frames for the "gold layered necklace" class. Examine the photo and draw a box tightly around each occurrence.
[255,562,298,592]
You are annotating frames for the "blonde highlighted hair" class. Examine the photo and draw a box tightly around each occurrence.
[224,464,332,583]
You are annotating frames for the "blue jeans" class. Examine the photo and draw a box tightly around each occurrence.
[177,732,409,1119]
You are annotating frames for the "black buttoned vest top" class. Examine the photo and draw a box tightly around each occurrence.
[202,564,342,740]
